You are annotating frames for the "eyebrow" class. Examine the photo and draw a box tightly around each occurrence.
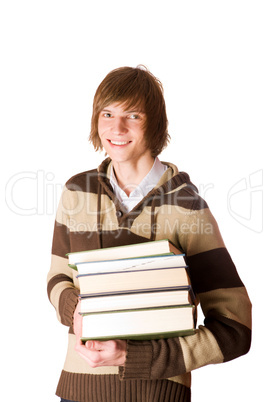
[126,110,145,114]
[101,108,145,114]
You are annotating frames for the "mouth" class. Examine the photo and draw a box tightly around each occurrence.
[109,140,131,146]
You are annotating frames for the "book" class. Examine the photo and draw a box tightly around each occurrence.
[81,305,195,341]
[74,253,186,275]
[80,288,194,314]
[67,240,196,341]
[67,239,180,267]
[77,266,190,296]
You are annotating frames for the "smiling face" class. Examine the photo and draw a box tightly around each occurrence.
[98,103,153,166]
[90,67,170,158]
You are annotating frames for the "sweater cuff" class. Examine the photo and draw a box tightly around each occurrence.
[59,287,80,327]
[119,340,153,380]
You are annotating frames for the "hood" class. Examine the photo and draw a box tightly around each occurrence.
[96,158,199,246]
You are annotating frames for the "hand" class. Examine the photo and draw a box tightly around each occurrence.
[73,301,127,368]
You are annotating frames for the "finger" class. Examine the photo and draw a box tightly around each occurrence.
[76,349,97,367]
[75,342,107,367]
[85,340,106,351]
[73,307,83,337]
[75,335,83,349]
[85,341,94,349]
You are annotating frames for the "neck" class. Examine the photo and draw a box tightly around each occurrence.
[112,157,155,196]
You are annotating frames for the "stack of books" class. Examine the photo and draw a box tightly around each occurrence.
[68,239,196,341]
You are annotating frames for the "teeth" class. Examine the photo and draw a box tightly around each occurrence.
[110,140,129,145]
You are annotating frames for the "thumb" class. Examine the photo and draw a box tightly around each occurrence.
[85,340,104,351]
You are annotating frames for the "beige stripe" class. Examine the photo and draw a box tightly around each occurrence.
[48,255,80,319]
[63,333,119,375]
[49,254,80,288]
[48,254,70,281]
[199,287,252,329]
[180,326,224,372]
[156,164,179,188]
[56,190,119,232]
[55,185,71,226]
[130,205,225,255]
[177,208,225,256]
[167,373,191,388]
[62,334,191,387]
[164,182,188,195]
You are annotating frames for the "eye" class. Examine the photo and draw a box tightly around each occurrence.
[103,112,112,118]
[128,113,140,120]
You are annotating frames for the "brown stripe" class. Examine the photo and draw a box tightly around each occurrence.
[59,287,79,327]
[47,274,73,300]
[66,168,114,195]
[56,371,190,402]
[150,337,187,379]
[52,221,70,257]
[186,248,244,293]
[121,185,208,219]
[159,172,197,193]
[205,314,252,362]
[69,230,100,252]
[69,229,150,253]
[66,163,206,211]
[155,184,207,211]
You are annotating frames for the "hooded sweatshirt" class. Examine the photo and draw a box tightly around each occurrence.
[47,158,252,402]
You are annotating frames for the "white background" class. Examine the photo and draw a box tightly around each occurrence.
[1,1,267,401]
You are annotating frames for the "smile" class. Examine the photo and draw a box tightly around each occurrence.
[109,140,131,145]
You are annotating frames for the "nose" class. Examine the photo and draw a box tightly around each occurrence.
[112,116,128,135]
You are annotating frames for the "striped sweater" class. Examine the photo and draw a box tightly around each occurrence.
[47,158,252,402]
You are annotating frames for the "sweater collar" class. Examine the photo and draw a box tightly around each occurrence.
[97,157,198,196]
[96,157,198,248]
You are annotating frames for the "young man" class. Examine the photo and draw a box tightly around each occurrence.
[48,66,252,402]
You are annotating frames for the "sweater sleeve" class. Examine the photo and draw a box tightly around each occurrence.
[120,203,252,380]
[47,185,79,328]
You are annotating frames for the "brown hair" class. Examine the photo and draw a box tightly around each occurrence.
[89,66,170,157]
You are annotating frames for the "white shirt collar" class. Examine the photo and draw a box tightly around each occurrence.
[110,157,167,213]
